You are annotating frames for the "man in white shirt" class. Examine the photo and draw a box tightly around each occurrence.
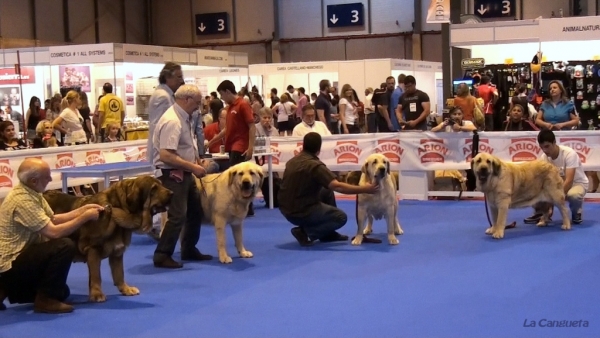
[292,104,332,137]
[524,129,588,224]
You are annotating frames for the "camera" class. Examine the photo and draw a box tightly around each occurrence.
[446,119,456,126]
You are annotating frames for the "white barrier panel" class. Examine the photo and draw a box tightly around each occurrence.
[0,141,148,197]
[396,131,600,171]
[269,131,600,172]
[268,133,402,171]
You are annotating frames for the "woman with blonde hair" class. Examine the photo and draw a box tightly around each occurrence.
[535,80,579,130]
[32,120,60,148]
[52,90,87,145]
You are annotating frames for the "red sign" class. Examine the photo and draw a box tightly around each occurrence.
[0,67,36,85]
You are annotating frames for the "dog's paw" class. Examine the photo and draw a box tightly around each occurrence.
[561,223,571,230]
[491,230,504,239]
[485,227,493,235]
[118,284,140,296]
[89,290,106,303]
[388,235,399,245]
[395,227,404,235]
[219,255,233,264]
[362,228,373,235]
[239,250,253,258]
[536,221,547,227]
[351,235,363,246]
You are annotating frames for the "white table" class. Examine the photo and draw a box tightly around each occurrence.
[54,162,154,193]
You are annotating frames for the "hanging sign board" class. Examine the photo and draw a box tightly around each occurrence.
[262,62,339,74]
[196,49,230,67]
[121,44,164,63]
[426,0,450,23]
[0,67,36,85]
[539,16,600,42]
[49,44,114,65]
[461,58,485,70]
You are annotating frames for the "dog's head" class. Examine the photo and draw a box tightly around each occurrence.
[471,152,501,184]
[361,153,390,182]
[122,176,174,215]
[227,162,264,199]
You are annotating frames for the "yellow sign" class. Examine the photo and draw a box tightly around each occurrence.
[504,58,514,64]
[593,55,600,61]
[542,55,548,62]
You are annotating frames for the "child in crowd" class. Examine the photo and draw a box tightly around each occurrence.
[103,122,123,142]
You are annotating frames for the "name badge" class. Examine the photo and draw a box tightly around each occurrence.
[409,103,417,112]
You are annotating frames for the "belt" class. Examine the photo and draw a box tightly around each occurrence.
[155,167,191,174]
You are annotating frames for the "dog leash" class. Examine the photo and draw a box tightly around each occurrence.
[198,173,223,197]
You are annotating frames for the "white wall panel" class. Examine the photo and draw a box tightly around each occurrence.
[322,0,369,37]
[125,0,147,44]
[370,0,414,34]
[35,0,64,42]
[278,0,322,39]
[235,0,275,42]
[192,0,233,44]
[68,0,95,44]
[98,0,124,43]
[421,33,442,62]
[0,0,34,40]
[152,0,192,46]
[213,44,269,64]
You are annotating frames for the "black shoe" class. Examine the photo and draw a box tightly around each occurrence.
[291,227,314,247]
[572,212,582,224]
[181,248,213,261]
[524,213,543,224]
[319,231,349,243]
[153,257,183,269]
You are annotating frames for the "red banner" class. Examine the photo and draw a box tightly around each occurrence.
[0,67,36,85]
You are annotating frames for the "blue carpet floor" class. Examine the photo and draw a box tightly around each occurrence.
[1,200,600,338]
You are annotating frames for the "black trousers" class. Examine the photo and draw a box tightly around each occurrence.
[345,124,361,134]
[230,151,254,211]
[284,188,347,241]
[154,171,203,261]
[0,238,75,304]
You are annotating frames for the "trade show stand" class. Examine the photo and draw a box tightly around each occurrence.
[249,59,443,113]
[0,44,248,122]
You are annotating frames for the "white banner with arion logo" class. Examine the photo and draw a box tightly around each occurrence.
[268,133,404,171]
[0,141,147,197]
[396,131,600,171]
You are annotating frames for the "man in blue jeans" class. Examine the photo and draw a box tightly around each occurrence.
[278,132,379,246]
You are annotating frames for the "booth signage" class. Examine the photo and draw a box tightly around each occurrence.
[265,63,339,74]
[0,67,35,85]
[474,0,515,19]
[539,16,600,42]
[461,58,485,69]
[426,0,450,23]
[49,44,114,65]
[122,44,164,63]
[195,12,229,35]
[326,3,364,28]
[196,49,229,67]
[393,61,414,70]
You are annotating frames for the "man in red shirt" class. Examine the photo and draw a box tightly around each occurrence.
[477,76,498,131]
[208,80,257,215]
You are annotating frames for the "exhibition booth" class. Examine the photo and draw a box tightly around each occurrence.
[249,59,443,114]
[0,43,248,122]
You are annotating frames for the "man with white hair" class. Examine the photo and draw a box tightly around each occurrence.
[152,84,211,269]
[292,104,332,137]
[0,158,104,313]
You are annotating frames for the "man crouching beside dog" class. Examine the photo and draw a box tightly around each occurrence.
[278,132,379,246]
[0,158,104,313]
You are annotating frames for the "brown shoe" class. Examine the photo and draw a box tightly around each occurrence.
[153,257,183,269]
[33,293,74,314]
